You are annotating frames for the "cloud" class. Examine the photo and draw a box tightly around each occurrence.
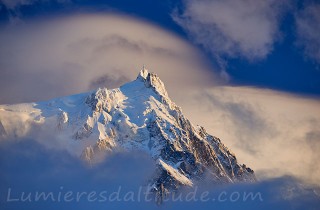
[178,86,320,186]
[0,14,217,105]
[172,0,288,61]
[89,73,129,90]
[295,2,320,64]
[164,176,320,210]
[1,0,70,9]
[0,139,157,209]
[1,139,319,209]
[0,0,71,23]
[199,90,277,154]
[1,0,36,9]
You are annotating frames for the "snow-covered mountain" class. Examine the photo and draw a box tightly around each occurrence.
[0,68,256,200]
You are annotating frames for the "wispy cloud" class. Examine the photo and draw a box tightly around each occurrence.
[0,139,156,209]
[89,73,129,90]
[172,0,288,61]
[0,0,72,23]
[165,176,320,209]
[1,0,37,9]
[1,0,71,9]
[0,14,217,104]
[180,86,320,185]
[295,2,320,65]
[1,139,319,209]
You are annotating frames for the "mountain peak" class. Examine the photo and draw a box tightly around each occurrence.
[138,65,149,80]
[0,67,256,202]
[136,67,169,98]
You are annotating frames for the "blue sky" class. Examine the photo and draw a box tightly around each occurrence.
[0,0,319,96]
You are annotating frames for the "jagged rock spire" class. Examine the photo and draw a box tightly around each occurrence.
[136,66,169,98]
[138,64,149,79]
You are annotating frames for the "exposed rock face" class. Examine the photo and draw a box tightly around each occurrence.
[77,69,256,200]
[0,68,256,202]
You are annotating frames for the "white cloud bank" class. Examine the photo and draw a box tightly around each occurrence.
[181,86,320,185]
[0,14,216,104]
[173,0,288,61]
[1,139,319,209]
